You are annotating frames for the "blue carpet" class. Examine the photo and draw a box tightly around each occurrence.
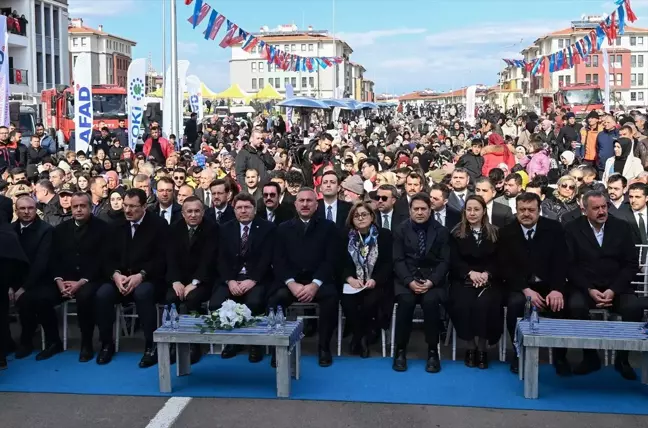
[1,351,647,414]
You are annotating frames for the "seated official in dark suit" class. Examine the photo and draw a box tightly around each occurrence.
[166,196,218,364]
[257,182,296,225]
[96,188,169,368]
[498,192,569,375]
[341,201,393,358]
[429,183,461,230]
[566,190,643,380]
[392,192,450,373]
[51,192,110,362]
[317,171,352,229]
[149,176,182,225]
[269,187,339,367]
[205,179,235,225]
[374,184,399,232]
[474,177,514,228]
[448,195,502,370]
[10,196,60,361]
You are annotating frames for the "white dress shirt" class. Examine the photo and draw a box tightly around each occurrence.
[486,201,494,224]
[588,221,605,246]
[159,205,172,224]
[380,209,393,230]
[324,200,338,223]
[521,224,536,240]
[130,212,145,237]
[266,208,276,223]
[633,207,648,235]
[508,197,517,214]
[434,207,446,227]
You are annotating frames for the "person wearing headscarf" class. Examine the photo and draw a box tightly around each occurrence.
[481,133,515,177]
[99,187,126,225]
[602,137,644,183]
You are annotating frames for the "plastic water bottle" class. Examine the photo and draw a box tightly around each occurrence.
[170,304,179,330]
[267,308,276,333]
[524,296,532,321]
[162,305,171,328]
[276,306,286,334]
[530,306,540,332]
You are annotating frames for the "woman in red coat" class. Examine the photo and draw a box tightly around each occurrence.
[481,133,515,176]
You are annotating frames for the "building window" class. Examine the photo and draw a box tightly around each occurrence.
[284,77,289,87]
[616,37,622,46]
[259,78,264,88]
[291,77,296,87]
[616,73,622,86]
[274,78,280,88]
[639,37,645,45]
[585,56,591,68]
[565,75,571,86]
[308,44,314,51]
[291,44,296,52]
[252,78,257,89]
[81,37,87,46]
[609,73,615,86]
[640,55,645,68]
[73,38,78,46]
[309,77,314,87]
[559,76,564,87]
[585,74,591,83]
[592,55,599,67]
[268,79,273,88]
[284,45,289,52]
[632,55,637,67]
[640,74,645,86]
[251,62,257,72]
[640,92,645,101]
[632,73,637,85]
[613,55,622,67]
[558,39,564,48]
[257,45,263,53]
[631,92,637,101]
[631,36,637,46]
[301,77,307,87]
[301,44,306,51]
[593,74,599,84]
[259,62,264,72]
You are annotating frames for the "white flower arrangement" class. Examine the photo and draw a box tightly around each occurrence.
[194,299,259,332]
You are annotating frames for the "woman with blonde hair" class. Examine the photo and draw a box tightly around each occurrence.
[448,194,502,369]
[376,171,397,187]
[541,175,579,223]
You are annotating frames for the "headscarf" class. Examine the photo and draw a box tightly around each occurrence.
[613,137,633,174]
[488,133,514,167]
[560,151,575,166]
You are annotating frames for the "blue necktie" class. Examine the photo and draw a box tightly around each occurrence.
[417,229,426,257]
[326,206,333,221]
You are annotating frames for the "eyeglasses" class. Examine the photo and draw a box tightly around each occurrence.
[373,195,390,202]
[353,212,371,220]
[571,176,583,182]
[263,192,277,198]
[560,184,576,190]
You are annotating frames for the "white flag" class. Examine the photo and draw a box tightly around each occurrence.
[126,58,146,150]
[186,75,203,123]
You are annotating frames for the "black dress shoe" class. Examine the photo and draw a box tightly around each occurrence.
[510,357,519,374]
[318,348,333,367]
[392,349,407,372]
[573,356,601,375]
[190,344,202,365]
[553,358,572,377]
[248,345,263,363]
[477,351,488,369]
[465,349,476,368]
[359,337,370,359]
[426,349,441,373]
[14,345,33,360]
[96,343,115,365]
[139,346,158,368]
[615,358,638,381]
[79,344,94,363]
[36,342,63,361]
[221,344,242,359]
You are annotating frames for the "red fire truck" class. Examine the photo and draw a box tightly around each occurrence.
[542,83,604,117]
[41,85,127,146]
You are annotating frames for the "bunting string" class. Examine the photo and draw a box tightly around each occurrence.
[501,0,638,76]
[184,0,343,72]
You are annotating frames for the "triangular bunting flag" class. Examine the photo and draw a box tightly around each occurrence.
[203,10,225,41]
[188,1,211,27]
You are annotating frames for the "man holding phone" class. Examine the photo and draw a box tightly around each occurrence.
[235,129,276,186]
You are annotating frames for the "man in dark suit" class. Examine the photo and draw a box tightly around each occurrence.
[89,176,110,218]
[166,196,218,364]
[474,177,514,227]
[149,176,182,225]
[317,171,351,228]
[268,188,339,367]
[50,192,110,362]
[429,183,461,230]
[615,182,647,247]
[257,182,296,225]
[269,170,295,205]
[205,179,235,224]
[195,168,216,208]
[447,168,473,212]
[95,188,169,367]
[211,193,275,362]
[499,193,570,375]
[392,193,450,373]
[11,196,61,361]
[494,173,523,214]
[566,190,643,380]
[375,184,402,231]
[393,171,425,224]
[606,174,629,220]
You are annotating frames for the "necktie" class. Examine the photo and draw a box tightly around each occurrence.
[326,206,333,221]
[241,225,249,255]
[268,211,275,223]
[639,213,648,245]
[458,193,465,208]
[383,214,390,230]
[160,209,167,218]
[215,210,222,223]
[417,229,426,257]
[205,192,211,208]
[526,229,534,241]
[435,212,442,225]
[131,222,139,237]
[188,227,195,241]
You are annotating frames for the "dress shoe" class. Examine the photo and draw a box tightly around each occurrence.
[359,337,370,359]
[553,358,572,377]
[477,351,489,369]
[318,348,333,367]
[190,344,202,365]
[615,358,637,381]
[392,349,407,372]
[139,346,158,368]
[79,343,94,363]
[221,344,243,359]
[96,343,115,365]
[510,357,519,374]
[248,345,263,363]
[425,349,441,373]
[573,354,601,376]
[36,341,63,361]
[464,349,476,368]
[14,344,33,360]
[0,354,7,370]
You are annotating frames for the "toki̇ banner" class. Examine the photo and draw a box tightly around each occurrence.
[127,58,146,151]
[73,53,93,153]
[0,16,9,127]
[186,74,203,123]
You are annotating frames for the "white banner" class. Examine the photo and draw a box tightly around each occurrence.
[0,16,9,127]
[186,74,203,123]
[162,60,190,138]
[603,49,611,112]
[465,85,477,126]
[73,53,93,153]
[126,58,146,150]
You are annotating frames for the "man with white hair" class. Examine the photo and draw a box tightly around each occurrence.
[633,113,647,136]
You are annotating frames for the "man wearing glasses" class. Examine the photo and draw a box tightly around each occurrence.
[257,182,295,225]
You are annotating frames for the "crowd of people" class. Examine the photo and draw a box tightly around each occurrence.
[0,103,646,383]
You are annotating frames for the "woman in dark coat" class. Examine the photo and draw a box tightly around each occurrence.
[448,195,502,369]
[341,201,393,358]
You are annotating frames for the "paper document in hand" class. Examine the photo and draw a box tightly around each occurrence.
[343,283,366,295]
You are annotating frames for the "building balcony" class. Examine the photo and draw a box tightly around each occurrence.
[8,32,28,48]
